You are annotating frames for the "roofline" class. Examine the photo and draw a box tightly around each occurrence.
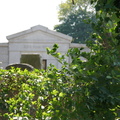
[0,43,8,47]
[70,43,87,48]
[6,25,72,41]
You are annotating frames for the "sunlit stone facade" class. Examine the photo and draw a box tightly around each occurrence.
[0,25,89,69]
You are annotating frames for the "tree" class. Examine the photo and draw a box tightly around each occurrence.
[54,9,95,43]
[58,0,93,21]
[54,0,95,43]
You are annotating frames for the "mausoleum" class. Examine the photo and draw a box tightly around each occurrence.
[0,25,89,69]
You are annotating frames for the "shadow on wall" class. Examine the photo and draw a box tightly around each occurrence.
[0,62,3,69]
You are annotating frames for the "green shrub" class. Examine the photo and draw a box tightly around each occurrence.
[0,43,120,120]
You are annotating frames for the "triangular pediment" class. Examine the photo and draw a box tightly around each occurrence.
[6,25,72,44]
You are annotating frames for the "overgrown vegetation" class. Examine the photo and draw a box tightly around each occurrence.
[0,43,120,119]
[0,0,120,119]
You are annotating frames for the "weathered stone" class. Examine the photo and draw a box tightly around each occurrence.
[6,63,34,71]
[0,25,89,69]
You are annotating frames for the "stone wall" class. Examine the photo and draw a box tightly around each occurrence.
[6,25,72,69]
[0,26,91,70]
[0,43,9,69]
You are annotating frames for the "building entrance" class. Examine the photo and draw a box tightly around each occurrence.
[20,54,41,69]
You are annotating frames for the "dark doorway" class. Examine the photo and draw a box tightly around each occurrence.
[42,59,47,70]
[20,54,41,69]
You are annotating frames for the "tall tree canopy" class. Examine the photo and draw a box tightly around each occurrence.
[58,0,93,21]
[54,0,95,43]
[54,9,95,43]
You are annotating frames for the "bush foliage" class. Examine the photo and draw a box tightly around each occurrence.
[0,44,120,120]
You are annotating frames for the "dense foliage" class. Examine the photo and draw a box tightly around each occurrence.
[54,0,95,43]
[57,0,93,21]
[54,9,95,43]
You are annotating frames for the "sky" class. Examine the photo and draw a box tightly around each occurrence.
[0,0,66,43]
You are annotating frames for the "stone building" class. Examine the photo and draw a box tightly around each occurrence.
[0,25,89,69]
